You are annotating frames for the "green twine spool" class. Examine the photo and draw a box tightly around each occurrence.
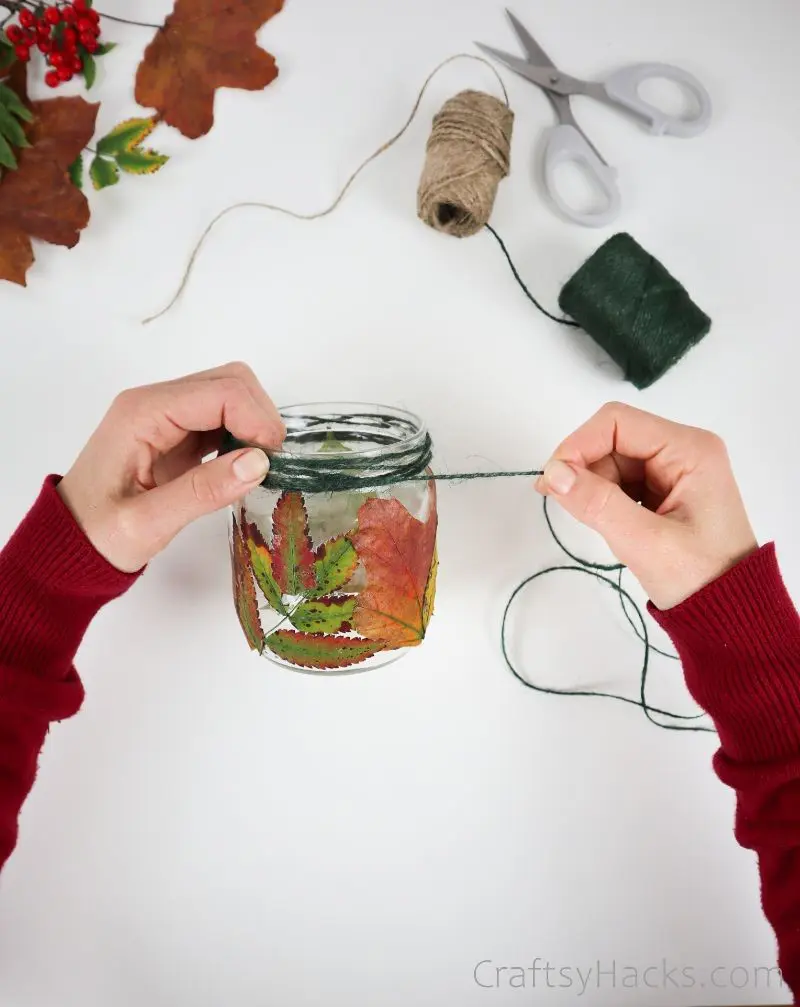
[558,233,711,390]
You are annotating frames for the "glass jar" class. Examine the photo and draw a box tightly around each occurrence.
[230,403,438,674]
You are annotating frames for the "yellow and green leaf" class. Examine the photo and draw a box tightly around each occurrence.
[264,631,383,670]
[291,595,357,634]
[312,535,358,597]
[318,430,351,453]
[96,116,156,155]
[115,147,169,175]
[245,520,286,615]
[89,154,119,190]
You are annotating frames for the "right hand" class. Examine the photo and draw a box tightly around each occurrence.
[535,402,758,610]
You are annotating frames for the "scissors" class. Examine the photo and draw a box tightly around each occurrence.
[476,11,712,227]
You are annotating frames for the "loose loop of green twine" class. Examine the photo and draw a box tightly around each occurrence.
[502,498,714,733]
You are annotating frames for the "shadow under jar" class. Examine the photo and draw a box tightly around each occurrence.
[230,403,438,674]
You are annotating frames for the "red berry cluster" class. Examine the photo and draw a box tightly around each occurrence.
[4,1,101,88]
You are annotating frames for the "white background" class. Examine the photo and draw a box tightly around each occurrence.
[1,0,798,1004]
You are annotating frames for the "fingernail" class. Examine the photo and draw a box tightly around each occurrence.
[543,459,576,495]
[233,448,269,483]
[534,475,544,494]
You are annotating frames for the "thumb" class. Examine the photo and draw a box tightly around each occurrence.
[539,459,658,556]
[130,448,270,561]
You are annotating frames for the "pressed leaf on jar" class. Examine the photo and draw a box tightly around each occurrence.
[263,630,384,670]
[351,488,438,649]
[231,510,264,653]
[271,491,317,596]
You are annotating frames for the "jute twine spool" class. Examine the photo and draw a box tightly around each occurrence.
[417,89,514,237]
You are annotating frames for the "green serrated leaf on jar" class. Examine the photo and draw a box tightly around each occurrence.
[290,595,357,634]
[245,520,286,615]
[263,630,384,670]
[311,535,358,597]
[318,430,352,453]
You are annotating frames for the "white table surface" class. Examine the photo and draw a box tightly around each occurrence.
[1,1,798,1004]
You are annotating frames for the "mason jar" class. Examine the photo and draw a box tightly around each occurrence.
[229,403,438,674]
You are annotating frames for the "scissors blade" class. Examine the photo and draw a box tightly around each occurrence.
[504,9,557,71]
[474,42,559,91]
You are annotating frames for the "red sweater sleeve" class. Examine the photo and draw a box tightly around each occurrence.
[0,477,140,870]
[650,544,800,1000]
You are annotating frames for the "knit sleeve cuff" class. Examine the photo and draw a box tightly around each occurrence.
[0,477,142,701]
[649,544,800,762]
[8,476,142,598]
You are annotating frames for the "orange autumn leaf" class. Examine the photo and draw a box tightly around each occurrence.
[351,490,438,649]
[135,0,285,140]
[0,64,98,286]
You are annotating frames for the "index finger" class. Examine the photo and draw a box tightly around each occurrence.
[123,370,285,455]
[165,361,285,437]
[552,402,700,467]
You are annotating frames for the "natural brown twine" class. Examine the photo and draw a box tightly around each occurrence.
[417,89,514,237]
[142,54,511,324]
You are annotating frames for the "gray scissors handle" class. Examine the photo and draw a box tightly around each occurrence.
[600,62,712,137]
[542,124,621,228]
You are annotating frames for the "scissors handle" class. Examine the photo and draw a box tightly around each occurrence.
[601,62,712,138]
[542,124,621,228]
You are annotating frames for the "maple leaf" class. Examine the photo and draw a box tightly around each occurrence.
[0,63,98,285]
[351,491,439,650]
[232,510,264,652]
[271,491,317,596]
[135,0,284,140]
[264,630,384,670]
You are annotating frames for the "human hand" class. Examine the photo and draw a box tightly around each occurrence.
[57,362,285,573]
[536,402,757,610]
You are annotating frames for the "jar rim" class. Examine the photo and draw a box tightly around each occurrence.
[277,401,427,461]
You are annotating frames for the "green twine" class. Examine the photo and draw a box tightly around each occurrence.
[483,227,711,390]
[557,233,712,390]
[223,424,712,734]
[502,498,714,733]
[222,427,542,492]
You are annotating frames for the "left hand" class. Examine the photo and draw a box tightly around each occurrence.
[57,362,285,573]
